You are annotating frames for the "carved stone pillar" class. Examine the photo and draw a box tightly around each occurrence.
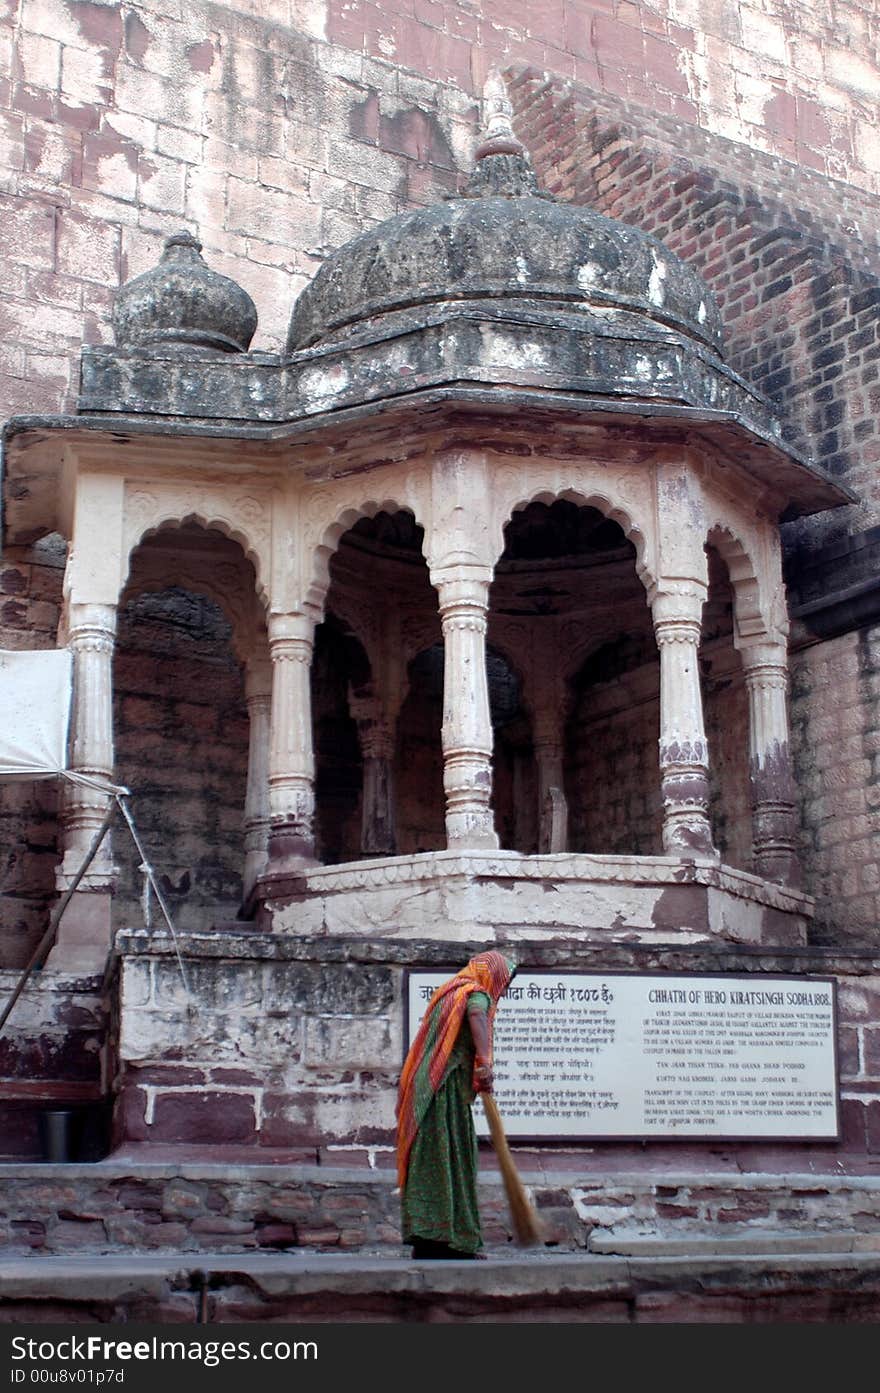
[350,694,396,856]
[652,586,715,857]
[243,654,272,899]
[48,601,118,968]
[740,641,801,886]
[433,566,499,850]
[266,612,317,870]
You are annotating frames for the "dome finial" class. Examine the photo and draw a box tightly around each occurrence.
[464,73,542,199]
[475,70,524,160]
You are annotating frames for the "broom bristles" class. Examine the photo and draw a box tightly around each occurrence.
[481,1092,545,1247]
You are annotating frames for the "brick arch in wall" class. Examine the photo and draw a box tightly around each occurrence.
[122,504,270,612]
[485,642,538,856]
[394,642,446,856]
[123,520,267,660]
[311,614,374,866]
[704,523,769,646]
[315,503,438,860]
[563,628,664,858]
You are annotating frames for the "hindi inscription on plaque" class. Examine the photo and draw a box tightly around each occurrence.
[405,971,839,1141]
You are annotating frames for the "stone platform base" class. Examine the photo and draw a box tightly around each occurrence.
[260,851,813,946]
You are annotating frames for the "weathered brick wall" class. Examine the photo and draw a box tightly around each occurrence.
[563,651,752,869]
[0,968,108,1158]
[328,0,880,194]
[2,1160,880,1259]
[394,646,446,856]
[113,587,249,930]
[510,67,880,534]
[790,625,880,942]
[704,667,752,873]
[2,1,878,432]
[566,680,663,857]
[509,67,880,943]
[114,942,399,1154]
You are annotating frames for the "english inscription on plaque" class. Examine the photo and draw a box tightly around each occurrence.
[405,971,839,1141]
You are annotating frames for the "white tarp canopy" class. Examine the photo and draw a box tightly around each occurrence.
[0,648,72,780]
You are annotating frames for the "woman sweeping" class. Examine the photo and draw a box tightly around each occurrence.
[396,949,516,1259]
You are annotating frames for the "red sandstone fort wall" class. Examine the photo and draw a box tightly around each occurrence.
[1,2,878,415]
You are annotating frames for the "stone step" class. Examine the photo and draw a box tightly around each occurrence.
[2,1248,880,1322]
[587,1229,880,1256]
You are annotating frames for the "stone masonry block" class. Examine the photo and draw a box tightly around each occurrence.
[55,209,119,284]
[152,959,262,1010]
[864,1027,880,1076]
[302,1014,394,1070]
[262,962,395,1016]
[59,43,109,105]
[313,1088,396,1143]
[868,1101,880,1153]
[150,1089,256,1144]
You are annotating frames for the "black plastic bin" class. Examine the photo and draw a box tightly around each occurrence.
[38,1109,77,1162]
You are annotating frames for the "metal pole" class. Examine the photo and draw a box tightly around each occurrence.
[0,802,117,1036]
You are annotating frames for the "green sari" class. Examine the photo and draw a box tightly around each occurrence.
[400,991,488,1255]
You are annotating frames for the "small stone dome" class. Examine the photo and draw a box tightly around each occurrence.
[287,125,722,357]
[113,232,258,354]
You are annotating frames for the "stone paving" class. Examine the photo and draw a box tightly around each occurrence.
[2,1242,880,1323]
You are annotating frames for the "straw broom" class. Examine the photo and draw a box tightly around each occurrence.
[481,1092,545,1247]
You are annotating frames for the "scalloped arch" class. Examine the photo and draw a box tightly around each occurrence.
[123,503,270,608]
[307,497,426,613]
[498,486,654,592]
[705,522,766,642]
[123,517,268,659]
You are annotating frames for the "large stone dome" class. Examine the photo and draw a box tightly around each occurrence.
[287,140,722,357]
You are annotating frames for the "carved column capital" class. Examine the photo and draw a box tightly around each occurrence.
[67,601,118,652]
[268,610,315,663]
[650,581,706,631]
[434,571,491,645]
[739,641,789,691]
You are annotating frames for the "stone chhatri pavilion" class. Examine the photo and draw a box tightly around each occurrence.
[1,87,850,1154]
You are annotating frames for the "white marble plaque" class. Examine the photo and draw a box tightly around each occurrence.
[405,971,839,1140]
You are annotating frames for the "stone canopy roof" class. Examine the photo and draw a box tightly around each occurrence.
[288,137,724,358]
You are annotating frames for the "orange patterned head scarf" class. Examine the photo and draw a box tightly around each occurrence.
[395,950,516,1189]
